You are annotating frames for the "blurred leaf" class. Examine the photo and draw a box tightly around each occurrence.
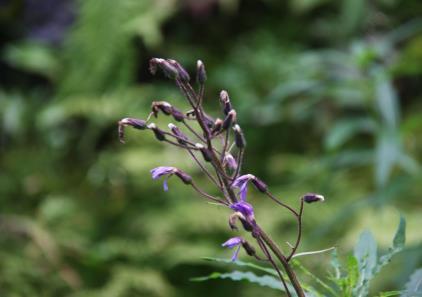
[353,230,377,295]
[325,118,377,150]
[202,257,278,276]
[3,42,59,80]
[375,130,401,187]
[401,268,422,297]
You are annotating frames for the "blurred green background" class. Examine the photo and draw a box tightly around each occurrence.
[0,0,421,296]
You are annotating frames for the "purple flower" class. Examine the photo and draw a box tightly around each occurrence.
[222,236,244,261]
[232,174,268,200]
[303,193,325,204]
[223,153,237,171]
[150,166,177,191]
[230,201,255,221]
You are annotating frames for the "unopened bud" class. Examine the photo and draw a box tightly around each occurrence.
[171,106,185,122]
[118,118,147,143]
[228,212,244,230]
[251,177,267,193]
[203,113,215,129]
[167,59,190,82]
[233,124,246,148]
[148,123,166,141]
[196,60,207,84]
[303,193,325,204]
[154,101,172,115]
[195,143,213,162]
[223,153,237,171]
[222,109,237,130]
[220,90,232,115]
[150,58,179,79]
[211,118,223,134]
[168,123,188,145]
[241,241,256,257]
[174,169,192,185]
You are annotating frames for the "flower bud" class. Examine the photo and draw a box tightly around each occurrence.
[148,123,166,141]
[168,123,188,145]
[171,106,185,122]
[152,101,172,115]
[241,241,256,257]
[196,60,207,84]
[222,109,237,130]
[118,118,147,143]
[195,143,213,162]
[251,177,267,193]
[220,90,232,115]
[211,118,223,134]
[223,153,237,171]
[228,212,244,231]
[167,59,190,82]
[303,193,325,204]
[233,124,246,148]
[174,169,192,185]
[150,58,179,79]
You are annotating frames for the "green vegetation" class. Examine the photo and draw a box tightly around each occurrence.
[0,0,421,296]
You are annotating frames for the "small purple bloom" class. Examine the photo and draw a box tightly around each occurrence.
[150,166,177,191]
[223,153,237,171]
[232,174,255,201]
[222,236,243,261]
[230,201,255,221]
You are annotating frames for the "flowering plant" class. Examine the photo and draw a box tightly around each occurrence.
[118,58,326,297]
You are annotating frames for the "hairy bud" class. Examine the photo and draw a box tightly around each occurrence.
[251,177,267,193]
[195,143,213,162]
[220,90,232,115]
[147,123,166,141]
[196,60,207,84]
[174,169,192,185]
[303,193,325,204]
[168,123,188,145]
[241,241,256,257]
[211,118,223,134]
[171,106,185,122]
[233,124,246,148]
[167,59,190,82]
[118,118,147,143]
[222,109,237,130]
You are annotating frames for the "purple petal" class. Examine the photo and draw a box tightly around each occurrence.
[230,201,254,220]
[222,236,243,249]
[231,245,241,262]
[163,178,169,192]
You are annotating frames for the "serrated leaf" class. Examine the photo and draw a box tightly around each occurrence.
[201,257,278,276]
[354,230,377,286]
[401,268,422,297]
[191,270,284,291]
[346,255,359,289]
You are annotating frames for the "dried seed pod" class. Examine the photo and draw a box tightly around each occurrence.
[147,123,166,141]
[233,124,246,148]
[196,60,206,84]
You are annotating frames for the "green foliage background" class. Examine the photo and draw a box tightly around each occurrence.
[0,0,421,296]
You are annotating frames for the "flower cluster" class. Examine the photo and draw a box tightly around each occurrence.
[118,58,324,297]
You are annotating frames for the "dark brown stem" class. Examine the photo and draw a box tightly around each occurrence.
[257,237,291,297]
[186,148,221,189]
[258,227,306,297]
[191,182,229,206]
[265,191,299,217]
[287,199,304,261]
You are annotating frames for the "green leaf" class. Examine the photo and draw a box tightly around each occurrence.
[191,270,284,291]
[378,291,403,297]
[201,257,278,276]
[325,118,376,150]
[401,268,422,297]
[346,255,359,289]
[353,230,377,288]
[376,216,406,274]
